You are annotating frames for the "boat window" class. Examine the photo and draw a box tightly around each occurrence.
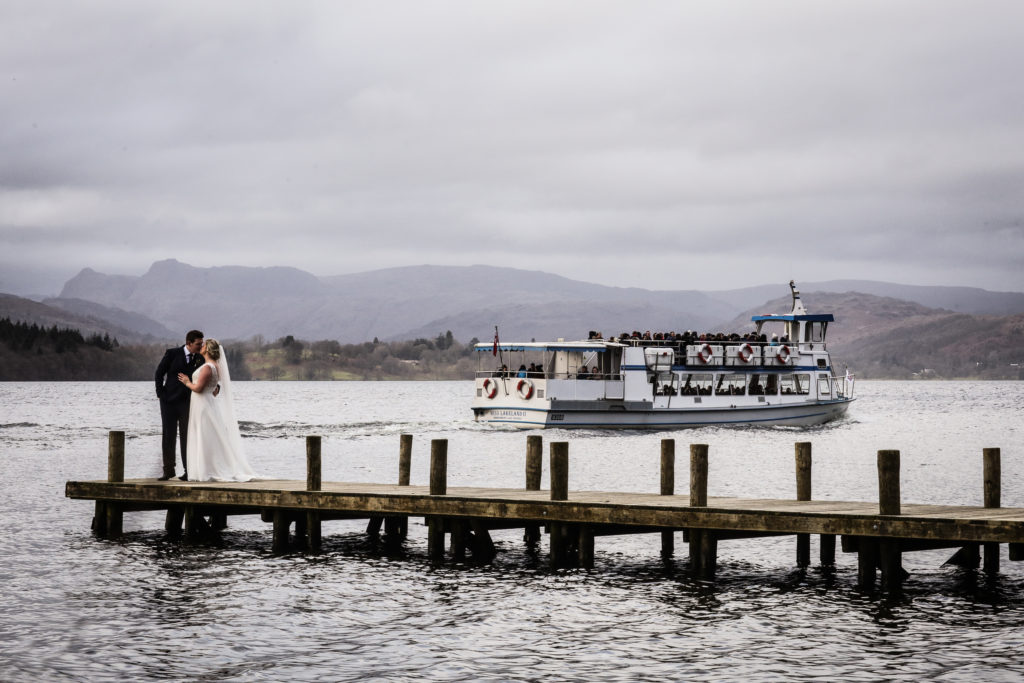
[817,375,831,397]
[748,374,771,396]
[764,374,779,395]
[680,373,712,396]
[780,374,811,395]
[653,372,678,396]
[715,373,746,396]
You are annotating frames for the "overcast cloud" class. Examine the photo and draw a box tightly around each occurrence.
[2,1,1023,295]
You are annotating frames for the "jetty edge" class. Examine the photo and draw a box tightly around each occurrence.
[67,433,1024,590]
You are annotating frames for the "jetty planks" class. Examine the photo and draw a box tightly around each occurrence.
[66,478,1024,544]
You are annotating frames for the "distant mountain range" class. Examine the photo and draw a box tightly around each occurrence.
[34,259,1024,344]
[2,260,1023,378]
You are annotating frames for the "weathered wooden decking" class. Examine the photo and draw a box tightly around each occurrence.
[66,478,1024,543]
[66,433,1023,590]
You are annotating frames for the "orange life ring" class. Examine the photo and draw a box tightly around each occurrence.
[482,377,498,399]
[775,345,791,364]
[697,343,714,364]
[516,378,534,400]
[737,343,754,363]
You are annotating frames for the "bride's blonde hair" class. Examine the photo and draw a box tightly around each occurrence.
[204,338,222,361]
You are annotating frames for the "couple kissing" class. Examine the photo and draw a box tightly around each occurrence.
[154,330,259,483]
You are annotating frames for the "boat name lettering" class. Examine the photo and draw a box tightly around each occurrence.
[551,413,564,421]
[492,409,526,418]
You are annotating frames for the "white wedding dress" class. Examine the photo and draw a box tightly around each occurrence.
[186,354,260,482]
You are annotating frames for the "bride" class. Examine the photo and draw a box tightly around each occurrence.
[178,339,260,482]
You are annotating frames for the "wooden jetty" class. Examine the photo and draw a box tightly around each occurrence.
[66,433,1024,590]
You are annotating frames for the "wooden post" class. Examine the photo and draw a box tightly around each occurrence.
[398,433,413,486]
[689,444,708,507]
[430,439,448,496]
[164,506,184,537]
[549,442,569,567]
[877,450,902,590]
[389,433,413,539]
[427,439,448,561]
[272,510,290,554]
[660,439,675,556]
[984,447,1001,574]
[184,505,198,542]
[795,442,811,568]
[108,430,125,483]
[104,431,124,538]
[578,525,595,569]
[524,435,543,543]
[305,435,322,553]
[689,444,712,577]
[858,539,878,589]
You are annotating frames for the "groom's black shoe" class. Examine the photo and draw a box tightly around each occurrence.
[158,473,173,481]
[178,473,188,481]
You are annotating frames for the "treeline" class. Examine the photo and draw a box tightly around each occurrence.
[0,320,481,381]
[0,317,158,380]
[240,331,479,380]
[0,317,119,353]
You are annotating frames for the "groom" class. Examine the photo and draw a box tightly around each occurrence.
[155,330,204,480]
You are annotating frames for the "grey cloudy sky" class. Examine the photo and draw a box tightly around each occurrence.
[2,1,1023,295]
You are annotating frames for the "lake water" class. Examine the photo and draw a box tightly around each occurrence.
[2,380,1023,681]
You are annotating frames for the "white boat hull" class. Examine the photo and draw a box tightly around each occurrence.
[473,398,854,429]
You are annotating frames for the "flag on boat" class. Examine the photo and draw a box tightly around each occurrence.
[493,327,499,356]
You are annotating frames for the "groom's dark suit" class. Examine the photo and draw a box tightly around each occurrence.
[155,346,203,478]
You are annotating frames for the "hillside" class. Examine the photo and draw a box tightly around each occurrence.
[3,262,1023,380]
[722,292,1024,379]
[53,261,1024,346]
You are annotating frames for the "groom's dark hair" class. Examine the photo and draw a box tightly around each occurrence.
[186,330,204,343]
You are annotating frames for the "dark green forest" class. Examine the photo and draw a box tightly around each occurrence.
[0,319,479,381]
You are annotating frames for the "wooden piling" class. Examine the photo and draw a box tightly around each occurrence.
[795,442,811,568]
[550,442,569,567]
[877,450,902,589]
[399,434,413,486]
[389,433,413,539]
[689,444,713,577]
[272,509,290,554]
[427,439,448,561]
[305,436,322,552]
[579,525,595,569]
[984,447,1001,573]
[660,439,675,556]
[104,431,124,537]
[524,435,542,543]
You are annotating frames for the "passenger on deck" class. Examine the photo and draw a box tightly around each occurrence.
[516,365,528,378]
[577,366,590,380]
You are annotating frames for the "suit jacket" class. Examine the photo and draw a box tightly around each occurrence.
[155,346,203,404]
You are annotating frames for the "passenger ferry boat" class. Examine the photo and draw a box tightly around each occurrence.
[472,282,855,429]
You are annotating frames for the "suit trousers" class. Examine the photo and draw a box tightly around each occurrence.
[160,398,191,476]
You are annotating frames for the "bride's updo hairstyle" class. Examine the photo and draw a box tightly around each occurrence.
[204,338,222,361]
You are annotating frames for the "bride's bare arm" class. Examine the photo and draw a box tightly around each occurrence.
[178,365,212,393]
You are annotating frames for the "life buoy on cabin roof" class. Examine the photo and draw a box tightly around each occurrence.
[482,377,498,399]
[737,343,754,363]
[516,378,534,400]
[775,345,792,364]
[697,343,714,364]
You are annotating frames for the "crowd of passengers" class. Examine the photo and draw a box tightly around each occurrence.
[492,363,606,380]
[493,363,546,379]
[589,330,791,346]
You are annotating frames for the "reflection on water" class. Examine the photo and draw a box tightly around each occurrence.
[1,380,1023,681]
